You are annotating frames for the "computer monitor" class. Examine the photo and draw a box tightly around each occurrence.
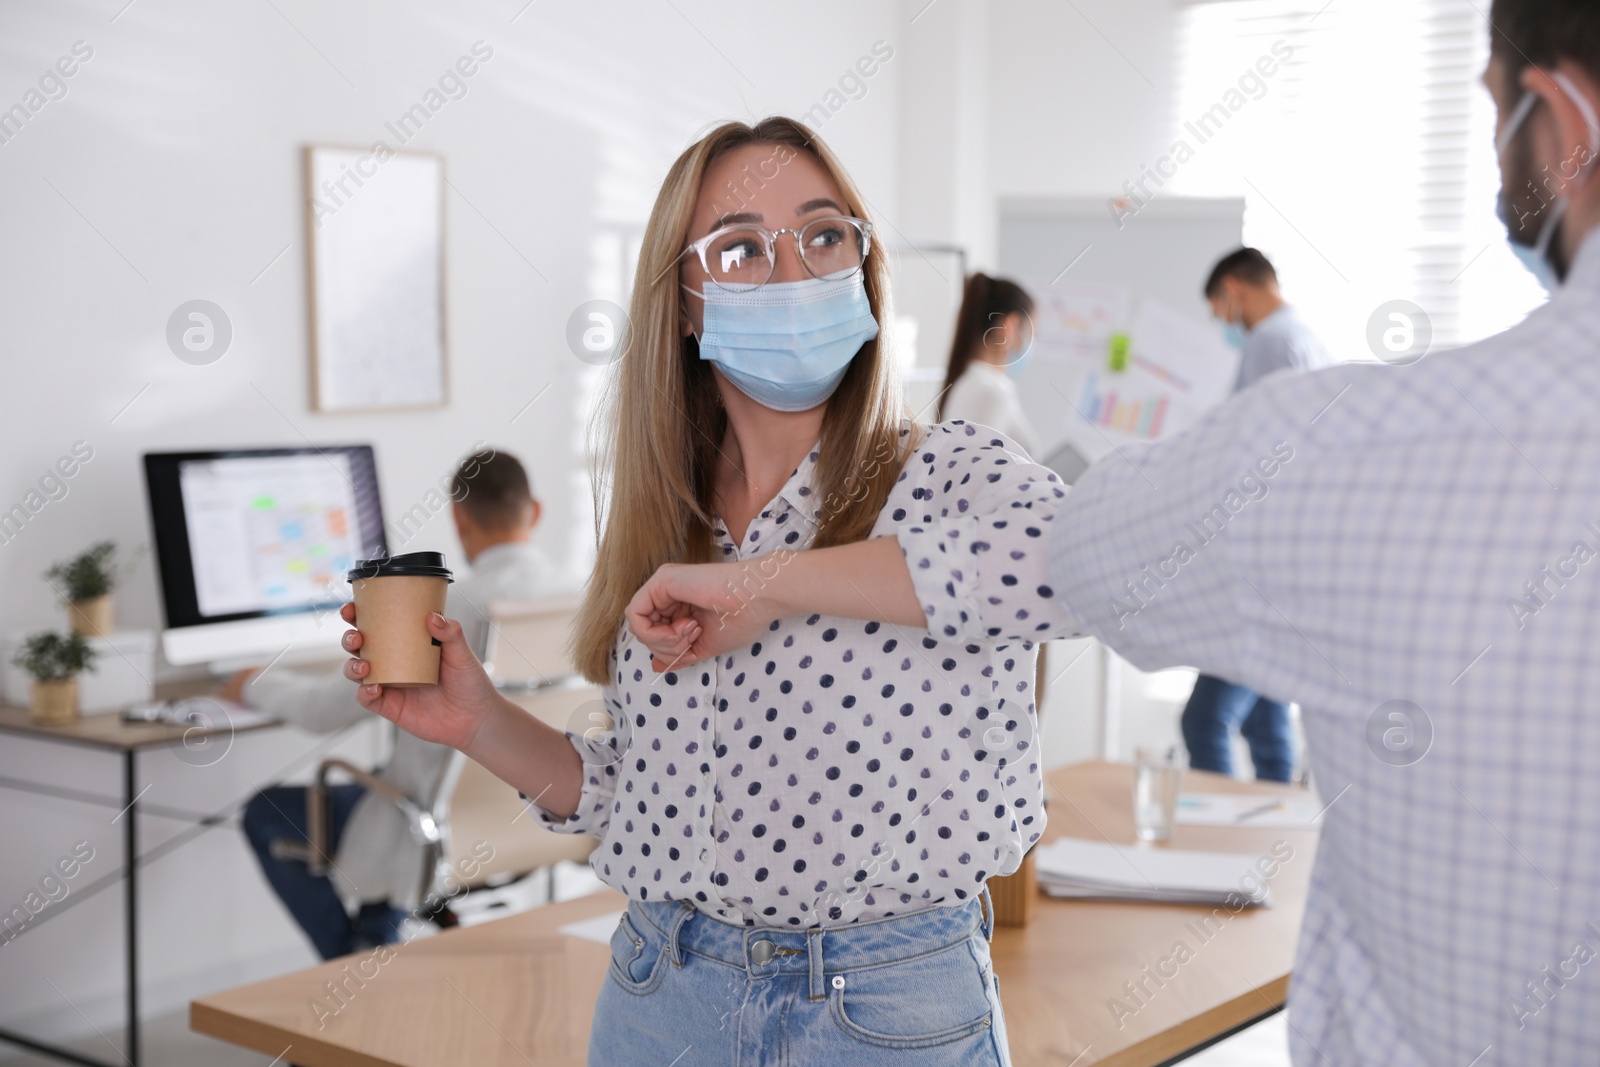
[143,445,387,669]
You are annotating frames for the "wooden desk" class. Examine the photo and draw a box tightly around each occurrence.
[997,761,1316,1066]
[0,678,271,752]
[192,760,1317,1067]
[0,680,281,1067]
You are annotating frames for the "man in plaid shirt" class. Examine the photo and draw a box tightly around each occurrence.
[1048,1,1600,1063]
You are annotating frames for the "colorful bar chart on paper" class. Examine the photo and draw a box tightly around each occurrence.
[1078,372,1169,438]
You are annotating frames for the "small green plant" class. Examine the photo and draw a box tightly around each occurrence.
[11,631,96,683]
[46,541,118,603]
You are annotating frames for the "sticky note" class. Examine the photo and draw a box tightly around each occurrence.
[1108,332,1130,372]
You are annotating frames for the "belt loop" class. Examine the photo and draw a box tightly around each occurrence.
[807,929,826,1000]
[978,885,993,942]
[666,901,696,967]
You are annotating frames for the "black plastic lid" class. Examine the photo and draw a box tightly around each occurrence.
[347,551,454,583]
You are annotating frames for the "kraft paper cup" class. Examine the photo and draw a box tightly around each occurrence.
[347,552,454,688]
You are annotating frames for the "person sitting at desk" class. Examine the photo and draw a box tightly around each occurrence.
[228,448,562,960]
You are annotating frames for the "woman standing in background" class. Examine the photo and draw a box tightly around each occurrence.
[937,273,1039,457]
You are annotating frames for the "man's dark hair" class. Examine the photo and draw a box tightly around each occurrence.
[1490,0,1600,90]
[1203,247,1278,299]
[450,447,534,529]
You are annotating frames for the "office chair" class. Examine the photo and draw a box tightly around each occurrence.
[267,748,467,922]
[447,678,602,906]
[450,597,603,904]
[480,593,584,687]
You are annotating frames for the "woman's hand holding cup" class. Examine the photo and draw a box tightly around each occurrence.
[340,602,504,751]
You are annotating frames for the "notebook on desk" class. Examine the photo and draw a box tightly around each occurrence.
[121,696,276,730]
[1032,837,1273,907]
[1175,793,1323,828]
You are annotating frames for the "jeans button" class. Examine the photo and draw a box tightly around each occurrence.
[750,939,775,964]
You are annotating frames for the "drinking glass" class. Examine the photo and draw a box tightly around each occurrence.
[1133,745,1182,843]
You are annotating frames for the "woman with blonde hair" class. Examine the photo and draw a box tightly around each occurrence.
[338,116,1081,1065]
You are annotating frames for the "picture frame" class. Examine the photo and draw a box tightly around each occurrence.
[303,145,449,412]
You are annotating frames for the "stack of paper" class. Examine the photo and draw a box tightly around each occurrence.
[1032,838,1272,907]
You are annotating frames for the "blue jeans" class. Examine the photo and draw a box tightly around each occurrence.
[1181,674,1295,783]
[241,784,408,960]
[589,886,1010,1066]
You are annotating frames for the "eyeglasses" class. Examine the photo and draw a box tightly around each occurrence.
[674,215,873,293]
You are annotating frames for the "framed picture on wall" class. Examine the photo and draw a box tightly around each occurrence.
[303,145,448,411]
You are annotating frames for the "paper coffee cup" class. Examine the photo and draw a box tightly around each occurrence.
[347,552,454,687]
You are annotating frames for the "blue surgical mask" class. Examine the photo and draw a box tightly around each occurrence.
[1220,321,1247,351]
[1503,202,1564,294]
[1495,70,1600,293]
[690,273,879,412]
[1004,341,1034,378]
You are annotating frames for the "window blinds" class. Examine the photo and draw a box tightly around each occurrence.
[1170,0,1546,354]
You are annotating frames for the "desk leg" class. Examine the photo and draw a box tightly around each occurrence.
[123,751,139,1067]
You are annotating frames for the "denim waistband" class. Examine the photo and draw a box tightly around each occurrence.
[626,885,993,1002]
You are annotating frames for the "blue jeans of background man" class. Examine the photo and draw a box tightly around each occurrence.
[588,885,1010,1066]
[1180,673,1295,782]
[241,783,408,960]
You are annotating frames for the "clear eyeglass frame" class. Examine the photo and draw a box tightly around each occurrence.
[673,215,874,294]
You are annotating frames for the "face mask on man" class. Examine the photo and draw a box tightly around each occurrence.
[1495,69,1600,292]
[1214,293,1247,350]
[687,272,880,412]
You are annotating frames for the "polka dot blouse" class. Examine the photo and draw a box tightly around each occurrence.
[528,420,1084,928]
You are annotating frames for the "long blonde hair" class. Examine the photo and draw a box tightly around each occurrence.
[572,117,911,684]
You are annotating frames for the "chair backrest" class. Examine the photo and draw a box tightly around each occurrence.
[443,680,603,888]
[483,594,584,687]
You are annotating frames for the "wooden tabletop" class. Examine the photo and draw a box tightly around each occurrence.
[191,760,1318,1067]
[996,761,1316,1066]
[0,677,279,752]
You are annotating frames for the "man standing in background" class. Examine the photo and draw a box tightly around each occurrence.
[1208,247,1333,393]
[1181,247,1334,782]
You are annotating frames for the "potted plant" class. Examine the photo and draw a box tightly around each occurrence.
[46,541,120,637]
[11,631,96,726]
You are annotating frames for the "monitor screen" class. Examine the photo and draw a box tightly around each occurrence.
[144,446,386,629]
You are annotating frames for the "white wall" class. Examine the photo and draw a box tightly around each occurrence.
[0,0,907,1047]
[0,0,905,648]
[0,0,1183,1051]
[988,0,1180,203]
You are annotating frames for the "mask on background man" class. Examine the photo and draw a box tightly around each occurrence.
[1495,70,1600,292]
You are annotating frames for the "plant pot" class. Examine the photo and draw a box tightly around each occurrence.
[30,678,79,726]
[69,595,113,637]
[989,848,1038,928]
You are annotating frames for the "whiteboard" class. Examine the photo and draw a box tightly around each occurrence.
[305,146,448,411]
[998,197,1244,462]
